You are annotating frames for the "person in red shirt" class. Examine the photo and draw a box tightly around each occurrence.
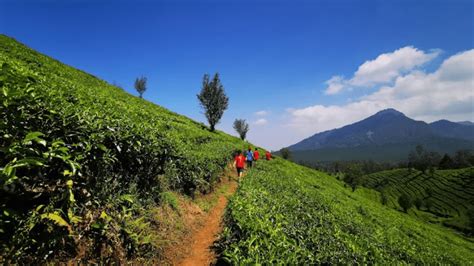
[234,150,246,177]
[253,148,260,162]
[265,150,272,160]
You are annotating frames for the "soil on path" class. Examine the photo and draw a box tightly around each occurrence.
[163,169,239,266]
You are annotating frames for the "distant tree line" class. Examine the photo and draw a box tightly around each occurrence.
[295,145,474,193]
[298,160,397,176]
[405,145,474,173]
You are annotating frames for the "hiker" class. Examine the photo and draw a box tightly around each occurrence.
[265,150,272,160]
[234,150,246,177]
[246,147,254,168]
[253,148,260,162]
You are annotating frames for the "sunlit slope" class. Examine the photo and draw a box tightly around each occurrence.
[0,34,244,192]
[220,159,474,264]
[362,168,474,233]
[0,34,247,260]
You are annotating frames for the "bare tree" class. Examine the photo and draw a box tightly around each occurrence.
[134,76,147,98]
[233,119,249,140]
[197,73,229,131]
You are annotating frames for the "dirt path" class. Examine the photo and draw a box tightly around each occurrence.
[179,179,238,266]
[162,169,239,266]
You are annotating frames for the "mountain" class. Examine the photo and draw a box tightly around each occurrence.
[288,108,474,162]
[429,119,474,141]
[457,121,474,126]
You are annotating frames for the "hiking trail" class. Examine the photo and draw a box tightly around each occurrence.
[162,167,239,265]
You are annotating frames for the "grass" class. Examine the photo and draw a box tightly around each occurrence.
[218,158,474,264]
[195,167,237,212]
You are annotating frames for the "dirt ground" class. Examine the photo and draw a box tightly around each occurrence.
[162,168,239,266]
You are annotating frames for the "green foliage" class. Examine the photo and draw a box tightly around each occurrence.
[279,148,291,160]
[197,73,229,132]
[362,167,474,234]
[398,193,413,212]
[380,191,388,205]
[0,34,247,262]
[438,153,455,169]
[414,198,424,210]
[408,145,442,173]
[453,149,474,168]
[218,159,474,264]
[343,163,363,192]
[134,76,147,98]
[233,119,249,140]
[161,191,179,211]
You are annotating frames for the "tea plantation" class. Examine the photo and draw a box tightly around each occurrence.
[2,34,474,264]
[0,34,249,262]
[219,159,474,264]
[361,167,474,233]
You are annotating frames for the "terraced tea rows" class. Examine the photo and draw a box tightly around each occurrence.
[362,168,474,232]
[218,159,474,264]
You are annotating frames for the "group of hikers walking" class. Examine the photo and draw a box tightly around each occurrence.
[233,147,272,177]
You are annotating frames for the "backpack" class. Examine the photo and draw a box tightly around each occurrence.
[246,151,253,161]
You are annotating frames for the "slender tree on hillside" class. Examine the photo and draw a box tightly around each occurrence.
[197,73,229,131]
[233,119,249,140]
[134,76,147,98]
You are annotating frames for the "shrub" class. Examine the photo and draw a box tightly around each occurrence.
[381,192,388,205]
[398,193,413,213]
[280,148,291,160]
[414,198,424,210]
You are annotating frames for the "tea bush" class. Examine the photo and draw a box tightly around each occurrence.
[362,167,474,233]
[218,159,474,264]
[0,34,247,262]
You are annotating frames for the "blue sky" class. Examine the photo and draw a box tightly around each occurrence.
[1,0,473,150]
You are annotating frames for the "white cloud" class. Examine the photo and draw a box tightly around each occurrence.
[219,49,473,151]
[255,110,269,116]
[324,75,346,95]
[324,46,441,94]
[254,118,268,125]
[290,49,474,137]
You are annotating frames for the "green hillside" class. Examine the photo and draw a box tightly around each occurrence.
[0,35,248,261]
[2,34,474,264]
[218,159,474,264]
[361,168,474,233]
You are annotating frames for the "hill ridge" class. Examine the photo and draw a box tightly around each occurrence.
[288,108,474,162]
